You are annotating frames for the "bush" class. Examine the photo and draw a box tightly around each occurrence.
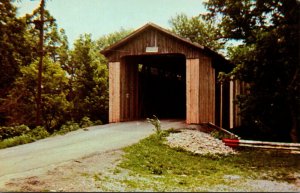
[28,126,50,140]
[54,121,81,135]
[93,120,103,125]
[0,134,35,149]
[0,125,30,140]
[80,116,94,128]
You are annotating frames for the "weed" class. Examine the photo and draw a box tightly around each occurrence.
[113,168,121,174]
[93,173,101,181]
[146,115,162,139]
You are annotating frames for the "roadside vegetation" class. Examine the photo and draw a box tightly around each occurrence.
[92,130,300,191]
[0,116,99,149]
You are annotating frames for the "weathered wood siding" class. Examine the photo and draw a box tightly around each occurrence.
[105,29,202,62]
[186,57,215,124]
[119,59,139,121]
[229,79,248,128]
[109,62,121,122]
[104,23,232,125]
[186,59,199,123]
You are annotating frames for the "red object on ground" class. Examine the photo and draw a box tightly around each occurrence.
[222,138,239,147]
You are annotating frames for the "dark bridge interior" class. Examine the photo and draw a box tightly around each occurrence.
[136,54,186,119]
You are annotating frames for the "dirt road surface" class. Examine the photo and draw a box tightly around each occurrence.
[0,119,187,190]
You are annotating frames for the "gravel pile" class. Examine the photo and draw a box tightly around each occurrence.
[165,129,236,156]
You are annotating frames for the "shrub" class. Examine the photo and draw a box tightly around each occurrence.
[93,120,103,125]
[28,126,50,140]
[54,121,81,135]
[0,134,35,149]
[80,116,94,128]
[0,125,30,140]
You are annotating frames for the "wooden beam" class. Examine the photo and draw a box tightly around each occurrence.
[109,62,121,122]
[186,58,200,124]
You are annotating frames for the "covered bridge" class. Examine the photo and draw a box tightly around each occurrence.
[101,23,243,129]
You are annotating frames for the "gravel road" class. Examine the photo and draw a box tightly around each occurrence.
[0,119,187,189]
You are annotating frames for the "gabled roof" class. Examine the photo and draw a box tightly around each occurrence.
[100,22,226,61]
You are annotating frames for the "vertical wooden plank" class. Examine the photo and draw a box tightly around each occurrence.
[133,63,139,119]
[115,62,121,122]
[220,82,223,128]
[198,57,203,123]
[123,62,129,121]
[109,62,121,123]
[186,58,200,124]
[119,60,124,121]
[197,56,215,124]
[229,80,234,128]
[234,79,241,128]
[209,57,215,124]
[186,59,191,124]
[191,59,199,123]
[193,59,200,123]
[109,62,113,123]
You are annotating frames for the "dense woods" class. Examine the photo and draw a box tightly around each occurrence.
[203,0,300,142]
[0,0,299,143]
[0,1,131,135]
[170,0,300,142]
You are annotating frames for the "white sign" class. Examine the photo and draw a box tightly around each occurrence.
[146,46,158,53]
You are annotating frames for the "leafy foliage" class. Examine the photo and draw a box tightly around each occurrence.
[28,126,50,140]
[68,34,109,123]
[53,121,80,135]
[169,13,224,51]
[0,125,30,140]
[0,125,49,149]
[205,0,300,142]
[2,56,71,131]
[0,1,27,91]
[95,28,133,51]
[0,134,35,149]
[80,116,94,128]
[0,2,132,145]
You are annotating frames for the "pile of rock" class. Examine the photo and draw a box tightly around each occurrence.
[165,129,237,156]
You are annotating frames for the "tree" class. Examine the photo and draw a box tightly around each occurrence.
[2,56,71,131]
[68,34,108,122]
[169,13,224,52]
[25,6,70,126]
[0,0,27,96]
[95,27,133,51]
[0,3,71,129]
[65,29,132,123]
[205,0,300,142]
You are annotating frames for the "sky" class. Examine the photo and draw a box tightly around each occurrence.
[15,0,207,46]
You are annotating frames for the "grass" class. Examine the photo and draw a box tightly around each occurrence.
[0,134,36,149]
[109,130,300,191]
[0,117,102,150]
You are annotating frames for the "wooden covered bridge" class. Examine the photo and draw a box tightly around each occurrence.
[101,23,244,129]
